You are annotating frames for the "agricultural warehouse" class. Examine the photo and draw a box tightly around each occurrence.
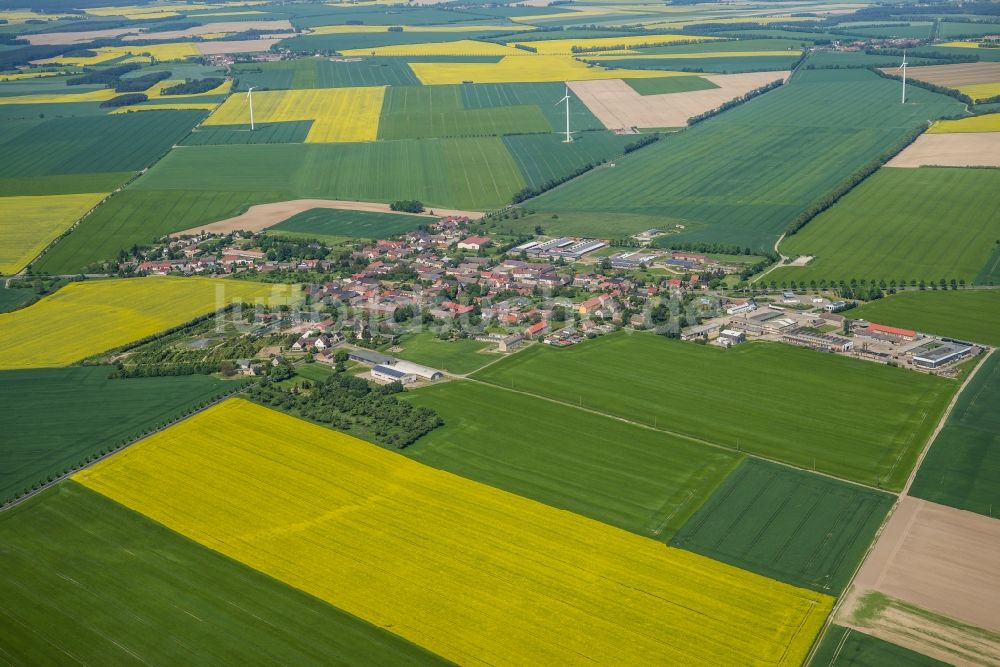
[2,0,999,663]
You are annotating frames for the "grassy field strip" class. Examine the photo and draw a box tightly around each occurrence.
[341,39,523,57]
[0,483,445,664]
[471,333,954,490]
[908,349,999,517]
[0,277,295,369]
[75,398,833,666]
[809,625,948,666]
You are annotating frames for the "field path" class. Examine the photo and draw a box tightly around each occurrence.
[170,199,483,237]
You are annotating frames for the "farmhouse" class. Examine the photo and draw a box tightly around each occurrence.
[371,364,416,385]
[719,329,746,345]
[681,322,722,341]
[349,349,395,366]
[525,321,549,339]
[457,236,491,250]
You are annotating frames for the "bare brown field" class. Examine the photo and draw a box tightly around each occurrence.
[170,199,481,237]
[887,132,1000,167]
[122,21,293,41]
[889,62,1000,87]
[567,71,787,129]
[25,27,138,45]
[849,497,1000,632]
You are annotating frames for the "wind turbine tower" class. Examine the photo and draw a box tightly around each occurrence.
[556,86,573,143]
[247,86,255,131]
[899,50,908,104]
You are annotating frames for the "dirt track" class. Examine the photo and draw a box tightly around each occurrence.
[844,497,1000,633]
[170,199,482,237]
[887,133,1000,168]
[567,71,788,129]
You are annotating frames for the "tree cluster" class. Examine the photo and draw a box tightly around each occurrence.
[100,93,148,108]
[248,371,443,449]
[390,200,425,213]
[160,77,225,95]
[115,70,171,93]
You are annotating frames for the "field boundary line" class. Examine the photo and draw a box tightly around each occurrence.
[803,347,994,665]
[0,381,250,514]
[465,376,890,494]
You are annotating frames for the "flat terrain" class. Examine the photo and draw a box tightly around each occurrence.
[567,71,787,129]
[887,133,1000,167]
[171,199,475,237]
[810,626,948,666]
[839,497,1000,665]
[846,497,1000,633]
[0,278,292,369]
[771,168,1000,285]
[472,333,955,490]
[928,113,1000,133]
[403,380,741,540]
[671,459,893,594]
[75,398,832,666]
[0,483,443,665]
[0,366,232,501]
[852,291,1000,345]
[271,207,432,241]
[530,69,964,250]
[910,351,1000,518]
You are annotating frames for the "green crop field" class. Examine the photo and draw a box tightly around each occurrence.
[233,57,420,90]
[471,333,956,489]
[852,290,1000,346]
[461,82,605,132]
[938,21,1000,38]
[394,331,494,374]
[529,69,965,250]
[671,459,893,594]
[803,51,945,68]
[0,366,236,501]
[635,38,809,55]
[402,380,741,539]
[35,189,289,274]
[502,132,636,189]
[0,483,444,665]
[769,168,1000,286]
[810,626,947,666]
[0,111,206,178]
[624,76,719,95]
[278,30,508,52]
[585,54,802,73]
[0,287,36,313]
[39,136,545,273]
[181,121,314,145]
[271,208,429,241]
[845,23,933,39]
[909,351,1000,518]
[130,140,525,210]
[0,172,134,197]
[378,85,552,140]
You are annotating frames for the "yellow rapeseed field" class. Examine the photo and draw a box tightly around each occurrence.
[929,113,1000,133]
[41,42,201,66]
[0,278,295,369]
[410,54,690,84]
[510,7,618,23]
[340,39,522,57]
[148,78,231,97]
[76,398,833,667]
[0,193,107,275]
[205,87,384,142]
[958,81,1000,101]
[938,41,983,49]
[512,33,716,55]
[587,50,797,60]
[310,24,532,34]
[0,87,119,105]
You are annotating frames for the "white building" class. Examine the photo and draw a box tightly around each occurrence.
[371,364,416,385]
[726,301,757,316]
[391,360,444,381]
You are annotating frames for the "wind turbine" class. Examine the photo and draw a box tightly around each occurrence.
[556,86,573,143]
[899,50,908,104]
[247,86,255,131]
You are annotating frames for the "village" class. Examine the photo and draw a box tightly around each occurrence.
[102,213,982,387]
